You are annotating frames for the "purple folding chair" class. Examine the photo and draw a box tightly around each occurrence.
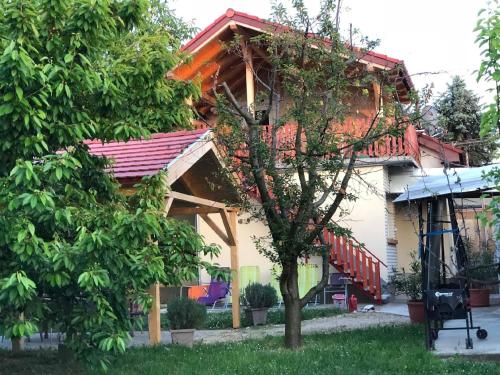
[197,280,230,310]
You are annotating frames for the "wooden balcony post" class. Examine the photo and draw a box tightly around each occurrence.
[242,44,255,117]
[372,81,383,114]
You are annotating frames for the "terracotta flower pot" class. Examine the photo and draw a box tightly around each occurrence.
[170,329,195,348]
[469,288,490,307]
[407,300,425,324]
[248,308,269,326]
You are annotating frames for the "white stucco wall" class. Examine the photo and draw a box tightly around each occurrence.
[328,165,390,279]
[195,165,405,284]
[198,206,275,284]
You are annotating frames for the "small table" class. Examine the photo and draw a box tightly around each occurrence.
[323,276,350,309]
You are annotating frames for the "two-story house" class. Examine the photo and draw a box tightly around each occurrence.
[88,9,464,311]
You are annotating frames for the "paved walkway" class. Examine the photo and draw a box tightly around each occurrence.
[0,310,408,350]
[434,305,500,356]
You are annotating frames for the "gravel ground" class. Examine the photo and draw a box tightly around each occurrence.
[127,311,409,346]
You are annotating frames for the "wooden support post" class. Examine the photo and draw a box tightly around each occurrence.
[148,283,161,345]
[242,44,255,117]
[372,81,382,113]
[164,197,174,216]
[228,210,240,329]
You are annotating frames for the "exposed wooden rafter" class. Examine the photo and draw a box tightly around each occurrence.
[200,213,231,246]
[175,39,224,80]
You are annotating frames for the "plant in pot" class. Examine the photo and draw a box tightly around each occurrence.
[243,283,278,326]
[389,252,424,324]
[166,298,206,348]
[466,241,496,307]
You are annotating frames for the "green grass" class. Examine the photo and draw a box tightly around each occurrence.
[1,325,499,375]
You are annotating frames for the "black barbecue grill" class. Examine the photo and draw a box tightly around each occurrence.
[419,198,488,349]
[393,165,499,351]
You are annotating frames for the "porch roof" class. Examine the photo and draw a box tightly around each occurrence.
[393,164,500,202]
[86,129,210,179]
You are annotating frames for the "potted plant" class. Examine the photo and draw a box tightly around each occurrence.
[243,283,278,326]
[166,297,206,348]
[389,252,424,324]
[467,243,496,307]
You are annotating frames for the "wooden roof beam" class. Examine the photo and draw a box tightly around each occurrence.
[170,206,221,215]
[200,55,243,93]
[200,214,231,246]
[174,39,225,80]
[166,191,229,210]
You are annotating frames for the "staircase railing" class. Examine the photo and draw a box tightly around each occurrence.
[322,228,385,302]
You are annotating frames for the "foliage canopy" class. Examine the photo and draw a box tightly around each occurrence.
[435,76,495,166]
[0,0,216,368]
[213,0,419,348]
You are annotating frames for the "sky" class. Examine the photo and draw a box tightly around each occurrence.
[172,0,493,104]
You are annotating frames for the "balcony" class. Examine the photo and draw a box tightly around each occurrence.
[192,119,421,166]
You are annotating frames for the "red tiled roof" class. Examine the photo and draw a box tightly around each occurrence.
[182,8,405,70]
[86,129,210,178]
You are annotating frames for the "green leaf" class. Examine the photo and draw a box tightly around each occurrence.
[64,53,74,63]
[15,87,23,101]
[55,167,63,180]
[17,230,27,243]
[0,103,14,116]
[3,92,14,102]
[56,83,64,97]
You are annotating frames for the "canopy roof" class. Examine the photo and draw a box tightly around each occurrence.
[86,129,210,179]
[393,164,499,202]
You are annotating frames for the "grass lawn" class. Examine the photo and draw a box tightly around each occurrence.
[1,324,499,375]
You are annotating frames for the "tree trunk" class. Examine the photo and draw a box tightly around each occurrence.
[11,337,23,353]
[283,261,302,349]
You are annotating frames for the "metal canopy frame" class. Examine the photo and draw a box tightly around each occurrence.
[417,197,488,350]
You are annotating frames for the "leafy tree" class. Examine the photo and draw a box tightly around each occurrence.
[213,1,418,349]
[475,2,499,255]
[476,0,500,137]
[435,76,495,166]
[0,0,217,368]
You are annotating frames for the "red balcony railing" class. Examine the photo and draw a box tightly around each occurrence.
[193,119,421,165]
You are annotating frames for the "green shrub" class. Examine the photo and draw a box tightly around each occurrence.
[243,283,278,309]
[389,251,422,301]
[167,298,207,330]
[465,238,497,288]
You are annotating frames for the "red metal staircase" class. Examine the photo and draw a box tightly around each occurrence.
[322,228,386,303]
